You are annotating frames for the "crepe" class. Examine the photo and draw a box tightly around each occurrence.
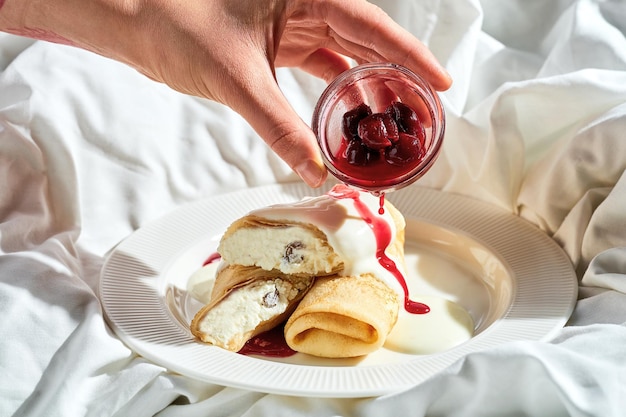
[284,199,405,358]
[284,273,400,357]
[217,215,344,276]
[190,266,313,351]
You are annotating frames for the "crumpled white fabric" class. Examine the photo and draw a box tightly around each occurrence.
[1,0,626,416]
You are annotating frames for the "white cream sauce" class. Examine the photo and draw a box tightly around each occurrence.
[385,295,474,354]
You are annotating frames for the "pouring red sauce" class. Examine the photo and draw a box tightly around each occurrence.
[328,185,430,314]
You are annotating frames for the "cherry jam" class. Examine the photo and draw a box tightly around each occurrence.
[313,63,445,194]
[332,101,427,190]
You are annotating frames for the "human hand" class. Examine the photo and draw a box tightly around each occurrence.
[0,0,452,187]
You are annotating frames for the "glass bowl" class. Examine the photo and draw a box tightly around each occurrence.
[312,62,445,194]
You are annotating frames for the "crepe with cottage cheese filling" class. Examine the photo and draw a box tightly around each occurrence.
[190,265,313,351]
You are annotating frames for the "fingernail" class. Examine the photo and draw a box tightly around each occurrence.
[440,68,453,90]
[295,159,327,188]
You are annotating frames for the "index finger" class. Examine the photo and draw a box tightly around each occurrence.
[313,0,452,91]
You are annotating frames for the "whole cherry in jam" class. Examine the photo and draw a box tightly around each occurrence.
[345,138,378,166]
[385,132,424,166]
[386,101,425,138]
[357,113,393,150]
[342,103,372,140]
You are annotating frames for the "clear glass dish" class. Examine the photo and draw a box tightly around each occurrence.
[312,63,445,194]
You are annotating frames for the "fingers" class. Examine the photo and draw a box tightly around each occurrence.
[225,61,328,188]
[319,0,452,91]
[298,48,351,83]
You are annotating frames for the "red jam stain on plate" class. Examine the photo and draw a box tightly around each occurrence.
[202,252,221,266]
[238,325,296,358]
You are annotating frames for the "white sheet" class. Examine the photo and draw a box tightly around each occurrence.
[1,0,626,415]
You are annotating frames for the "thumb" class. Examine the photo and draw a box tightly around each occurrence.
[226,65,328,188]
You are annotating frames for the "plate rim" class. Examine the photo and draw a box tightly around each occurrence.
[99,182,578,397]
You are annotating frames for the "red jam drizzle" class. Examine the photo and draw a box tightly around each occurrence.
[378,192,386,215]
[202,252,221,266]
[329,185,429,314]
[238,325,296,357]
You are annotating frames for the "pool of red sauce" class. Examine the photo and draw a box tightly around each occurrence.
[238,325,296,357]
[199,185,429,358]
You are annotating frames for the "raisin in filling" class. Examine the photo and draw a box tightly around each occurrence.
[283,241,305,264]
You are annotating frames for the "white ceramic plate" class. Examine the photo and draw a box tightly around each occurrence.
[100,183,577,397]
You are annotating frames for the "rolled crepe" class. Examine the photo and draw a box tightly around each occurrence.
[284,273,400,358]
[190,265,313,351]
[284,199,406,358]
[218,216,344,276]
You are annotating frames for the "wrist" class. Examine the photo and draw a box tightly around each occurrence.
[0,0,148,63]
